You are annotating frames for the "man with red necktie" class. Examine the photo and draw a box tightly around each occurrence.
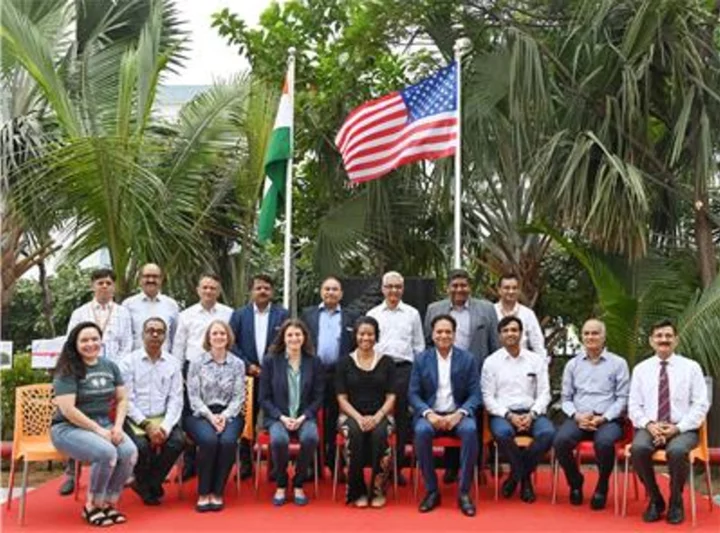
[628,319,710,525]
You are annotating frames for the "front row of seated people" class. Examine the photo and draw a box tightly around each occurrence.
[51,314,709,525]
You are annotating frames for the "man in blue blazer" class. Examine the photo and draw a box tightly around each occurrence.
[409,314,481,517]
[300,276,358,476]
[229,274,289,478]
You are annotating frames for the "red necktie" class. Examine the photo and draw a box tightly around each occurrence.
[657,361,671,423]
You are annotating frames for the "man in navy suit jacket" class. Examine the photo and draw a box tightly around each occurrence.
[300,276,358,475]
[409,314,481,517]
[229,274,289,477]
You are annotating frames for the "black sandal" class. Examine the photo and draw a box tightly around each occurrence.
[103,507,127,524]
[82,507,113,527]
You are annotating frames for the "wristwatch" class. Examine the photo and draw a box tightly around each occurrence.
[139,420,151,430]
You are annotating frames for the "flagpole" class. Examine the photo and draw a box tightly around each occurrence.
[453,37,464,269]
[283,47,296,310]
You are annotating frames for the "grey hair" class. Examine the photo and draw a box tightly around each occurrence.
[582,318,606,337]
[382,271,404,285]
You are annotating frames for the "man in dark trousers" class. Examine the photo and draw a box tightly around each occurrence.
[301,276,357,477]
[229,274,289,479]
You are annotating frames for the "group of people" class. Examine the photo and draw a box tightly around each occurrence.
[49,265,710,527]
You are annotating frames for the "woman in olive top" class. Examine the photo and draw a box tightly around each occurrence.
[260,318,324,506]
[336,316,396,508]
[51,322,137,527]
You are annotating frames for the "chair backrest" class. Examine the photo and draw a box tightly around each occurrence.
[12,384,56,457]
[696,418,709,462]
[241,376,254,441]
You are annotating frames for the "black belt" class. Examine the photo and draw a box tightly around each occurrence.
[394,360,412,367]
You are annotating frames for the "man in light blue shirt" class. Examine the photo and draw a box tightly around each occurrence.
[553,318,630,511]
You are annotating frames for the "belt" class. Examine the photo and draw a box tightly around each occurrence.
[394,360,412,367]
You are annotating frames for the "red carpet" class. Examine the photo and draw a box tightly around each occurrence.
[4,468,718,532]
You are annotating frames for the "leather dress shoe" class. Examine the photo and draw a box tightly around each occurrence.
[458,493,476,517]
[666,500,684,525]
[520,478,536,503]
[569,486,583,506]
[58,476,75,496]
[642,497,666,522]
[418,491,441,513]
[443,469,458,484]
[590,491,607,510]
[501,477,518,499]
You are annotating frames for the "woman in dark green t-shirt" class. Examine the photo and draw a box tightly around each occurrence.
[51,321,137,527]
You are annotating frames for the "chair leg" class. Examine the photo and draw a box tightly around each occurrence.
[314,450,319,498]
[413,458,419,501]
[393,446,398,502]
[235,444,241,496]
[178,454,184,500]
[551,458,558,504]
[254,444,262,497]
[621,454,629,517]
[74,462,81,501]
[332,445,339,502]
[494,443,499,501]
[18,460,29,526]
[690,463,697,527]
[613,459,618,516]
[473,464,479,503]
[6,458,16,511]
[705,461,713,512]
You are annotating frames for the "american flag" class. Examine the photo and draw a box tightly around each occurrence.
[335,64,458,184]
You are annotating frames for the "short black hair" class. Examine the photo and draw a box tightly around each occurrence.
[353,316,380,341]
[650,319,677,336]
[431,314,457,332]
[497,272,520,287]
[91,268,116,282]
[251,274,274,288]
[498,315,523,333]
[448,269,470,283]
[320,275,342,288]
[142,316,167,332]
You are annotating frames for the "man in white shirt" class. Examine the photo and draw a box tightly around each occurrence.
[409,315,481,516]
[122,317,184,505]
[628,319,709,525]
[122,263,180,352]
[173,274,233,365]
[59,268,133,496]
[367,271,424,484]
[482,316,554,503]
[493,273,547,363]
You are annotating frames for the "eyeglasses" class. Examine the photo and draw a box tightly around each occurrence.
[383,284,403,290]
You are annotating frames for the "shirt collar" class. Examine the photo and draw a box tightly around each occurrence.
[653,353,676,365]
[435,348,453,361]
[202,351,228,365]
[502,347,524,360]
[141,291,162,303]
[92,299,113,310]
[581,348,608,362]
[142,349,168,362]
[253,302,271,315]
[382,300,405,312]
[319,302,341,313]
[495,301,519,316]
[450,299,469,311]
[198,302,219,314]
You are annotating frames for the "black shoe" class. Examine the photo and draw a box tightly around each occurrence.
[181,465,196,480]
[58,476,75,496]
[458,493,476,517]
[501,477,518,499]
[443,469,458,484]
[418,491,441,513]
[642,497,666,523]
[666,501,684,525]
[396,472,408,487]
[590,491,607,510]
[240,464,253,480]
[569,485,583,506]
[520,478,536,503]
[143,496,161,506]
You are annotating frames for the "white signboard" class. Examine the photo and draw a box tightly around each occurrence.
[0,341,13,369]
[31,337,65,369]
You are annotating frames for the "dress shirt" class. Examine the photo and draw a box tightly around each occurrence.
[481,347,551,417]
[367,301,425,363]
[172,302,233,364]
[628,353,709,433]
[121,349,183,436]
[450,303,471,350]
[67,300,133,363]
[494,302,547,361]
[187,351,246,421]
[253,303,271,362]
[316,303,342,366]
[122,292,180,352]
[432,350,457,413]
[287,358,301,418]
[561,349,630,421]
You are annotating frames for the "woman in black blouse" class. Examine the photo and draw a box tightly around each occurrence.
[335,316,395,508]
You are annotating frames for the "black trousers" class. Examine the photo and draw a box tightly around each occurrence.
[322,365,339,470]
[393,362,412,468]
[126,424,185,497]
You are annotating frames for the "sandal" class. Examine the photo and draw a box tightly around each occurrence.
[82,507,113,527]
[103,507,127,524]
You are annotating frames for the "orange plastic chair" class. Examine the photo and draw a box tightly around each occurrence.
[622,419,714,526]
[5,384,66,526]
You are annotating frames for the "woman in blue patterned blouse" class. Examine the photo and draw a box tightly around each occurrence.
[184,319,246,512]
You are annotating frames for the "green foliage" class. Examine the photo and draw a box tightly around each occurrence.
[1,354,52,441]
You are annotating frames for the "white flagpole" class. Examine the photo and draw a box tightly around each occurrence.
[452,38,464,269]
[283,47,296,310]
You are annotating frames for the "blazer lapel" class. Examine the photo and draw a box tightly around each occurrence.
[277,355,289,412]
[450,348,463,402]
[245,305,257,360]
[300,355,313,410]
[467,299,480,333]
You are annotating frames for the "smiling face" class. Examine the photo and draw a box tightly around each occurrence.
[432,318,455,352]
[581,319,605,353]
[320,278,342,308]
[356,323,377,352]
[499,320,522,350]
[140,264,163,297]
[76,326,102,362]
[142,319,166,353]
[498,277,520,306]
[208,322,230,351]
[649,325,678,359]
[284,325,305,353]
[251,278,273,307]
[382,275,404,306]
[197,277,221,308]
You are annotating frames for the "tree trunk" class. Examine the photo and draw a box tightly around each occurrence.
[37,260,55,337]
[694,195,718,288]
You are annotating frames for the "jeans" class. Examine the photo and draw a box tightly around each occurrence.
[269,420,319,489]
[184,414,244,496]
[490,413,555,481]
[51,418,138,502]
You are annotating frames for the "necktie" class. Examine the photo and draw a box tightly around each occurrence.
[657,361,671,423]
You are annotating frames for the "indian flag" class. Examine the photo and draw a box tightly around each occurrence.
[258,76,293,242]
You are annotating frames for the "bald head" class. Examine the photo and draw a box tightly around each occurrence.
[140,263,164,298]
[581,319,606,356]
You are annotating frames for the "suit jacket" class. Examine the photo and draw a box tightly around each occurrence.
[259,352,325,428]
[408,346,482,424]
[424,297,499,371]
[229,303,289,368]
[300,305,358,368]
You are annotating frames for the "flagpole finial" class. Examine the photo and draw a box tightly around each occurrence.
[288,47,297,57]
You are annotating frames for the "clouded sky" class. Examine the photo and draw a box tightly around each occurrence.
[166,0,275,86]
